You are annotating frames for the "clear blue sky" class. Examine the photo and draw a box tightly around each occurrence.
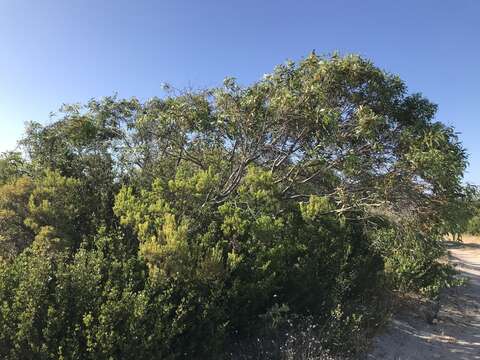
[0,0,478,184]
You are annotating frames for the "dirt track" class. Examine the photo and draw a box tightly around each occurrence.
[368,236,480,359]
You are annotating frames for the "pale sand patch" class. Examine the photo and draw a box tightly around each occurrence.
[367,236,480,359]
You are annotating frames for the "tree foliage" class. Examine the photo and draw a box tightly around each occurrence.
[0,53,469,358]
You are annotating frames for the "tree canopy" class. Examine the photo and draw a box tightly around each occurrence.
[0,53,469,359]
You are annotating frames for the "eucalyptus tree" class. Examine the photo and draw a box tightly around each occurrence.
[124,53,466,236]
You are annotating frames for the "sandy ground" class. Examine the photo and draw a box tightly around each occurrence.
[367,235,480,360]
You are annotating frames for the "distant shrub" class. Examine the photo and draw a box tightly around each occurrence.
[467,209,480,235]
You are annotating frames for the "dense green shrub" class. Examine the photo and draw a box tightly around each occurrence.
[467,203,480,235]
[0,231,227,359]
